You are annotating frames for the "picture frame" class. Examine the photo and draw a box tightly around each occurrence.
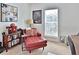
[0,3,18,22]
[32,10,42,24]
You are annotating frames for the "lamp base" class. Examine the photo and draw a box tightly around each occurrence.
[29,24,31,28]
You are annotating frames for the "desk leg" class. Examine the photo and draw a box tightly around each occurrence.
[5,47,8,52]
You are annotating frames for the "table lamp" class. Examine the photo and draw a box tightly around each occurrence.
[26,19,33,28]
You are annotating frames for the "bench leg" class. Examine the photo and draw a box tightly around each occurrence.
[43,47,44,50]
[29,50,31,53]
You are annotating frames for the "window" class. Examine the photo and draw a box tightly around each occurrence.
[44,9,58,37]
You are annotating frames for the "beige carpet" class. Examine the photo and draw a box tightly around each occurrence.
[1,40,71,55]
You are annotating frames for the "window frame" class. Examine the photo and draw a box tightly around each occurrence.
[44,9,58,38]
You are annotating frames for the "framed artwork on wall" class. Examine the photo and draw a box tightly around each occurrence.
[32,10,42,24]
[0,3,18,22]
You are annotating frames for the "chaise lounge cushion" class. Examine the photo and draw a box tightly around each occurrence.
[24,36,47,50]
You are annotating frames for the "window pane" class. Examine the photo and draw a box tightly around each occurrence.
[45,23,58,37]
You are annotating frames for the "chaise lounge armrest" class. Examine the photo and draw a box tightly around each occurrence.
[21,35,28,38]
[37,32,41,36]
[22,33,41,38]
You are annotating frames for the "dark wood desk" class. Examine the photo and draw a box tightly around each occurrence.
[2,31,21,52]
[70,35,79,55]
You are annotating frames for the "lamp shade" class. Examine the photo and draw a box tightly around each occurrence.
[26,19,33,24]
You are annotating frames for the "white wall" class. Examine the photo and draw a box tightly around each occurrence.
[0,3,31,42]
[30,3,79,37]
[1,3,79,42]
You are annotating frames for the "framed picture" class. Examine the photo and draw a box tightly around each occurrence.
[0,3,18,22]
[32,10,42,24]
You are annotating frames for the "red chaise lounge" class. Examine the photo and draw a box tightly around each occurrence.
[22,28,47,53]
